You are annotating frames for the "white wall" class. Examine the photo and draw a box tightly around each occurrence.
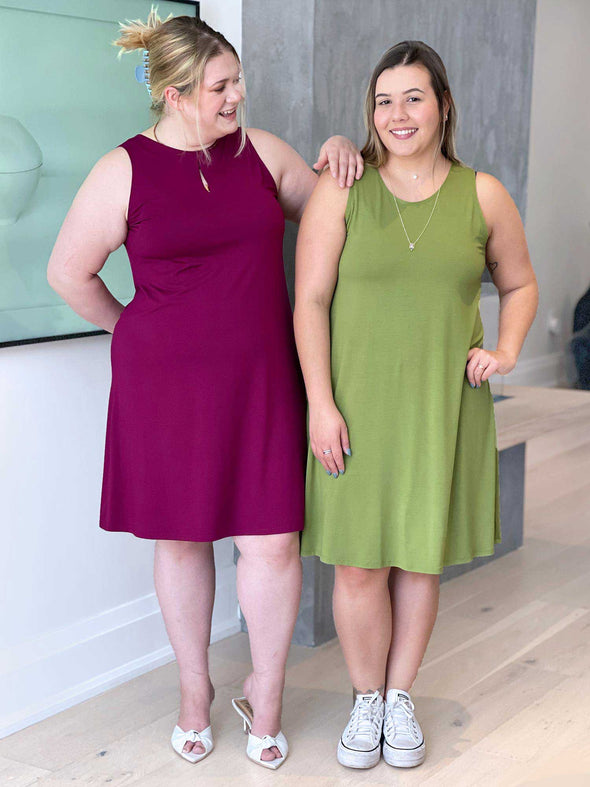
[0,0,243,740]
[201,0,242,57]
[0,337,240,738]
[513,0,590,387]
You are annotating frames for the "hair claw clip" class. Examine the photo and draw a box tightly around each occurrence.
[135,50,151,95]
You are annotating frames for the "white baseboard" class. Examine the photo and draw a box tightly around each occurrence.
[0,592,240,739]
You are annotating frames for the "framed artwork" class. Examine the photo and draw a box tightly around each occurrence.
[0,0,199,347]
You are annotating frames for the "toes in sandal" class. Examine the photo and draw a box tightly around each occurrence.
[170,724,214,763]
[231,697,288,770]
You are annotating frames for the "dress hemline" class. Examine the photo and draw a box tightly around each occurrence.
[100,523,303,542]
[300,536,502,574]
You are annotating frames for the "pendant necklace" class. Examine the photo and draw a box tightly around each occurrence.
[153,121,211,192]
[386,169,443,252]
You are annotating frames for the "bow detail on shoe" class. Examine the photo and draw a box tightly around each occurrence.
[231,696,289,770]
[259,734,279,750]
[246,729,289,767]
[170,724,214,763]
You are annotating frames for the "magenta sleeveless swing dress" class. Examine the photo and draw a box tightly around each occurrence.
[99,129,306,541]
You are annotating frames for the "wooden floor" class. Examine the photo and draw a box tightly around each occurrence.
[2,415,590,786]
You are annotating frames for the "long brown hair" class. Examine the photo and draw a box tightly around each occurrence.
[361,41,461,168]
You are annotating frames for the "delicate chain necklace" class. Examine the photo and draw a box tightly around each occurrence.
[385,169,444,252]
[153,121,211,193]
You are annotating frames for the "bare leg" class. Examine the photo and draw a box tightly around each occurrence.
[234,532,302,761]
[385,567,440,692]
[154,540,215,755]
[333,565,392,695]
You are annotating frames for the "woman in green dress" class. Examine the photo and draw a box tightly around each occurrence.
[294,41,538,770]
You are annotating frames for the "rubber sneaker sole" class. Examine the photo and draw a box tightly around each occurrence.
[382,739,426,768]
[337,739,381,769]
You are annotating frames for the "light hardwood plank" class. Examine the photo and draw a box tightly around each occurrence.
[473,670,590,764]
[524,441,590,509]
[420,748,523,787]
[525,481,590,545]
[417,601,581,699]
[0,755,50,786]
[507,609,590,679]
[525,415,590,470]
[424,539,590,667]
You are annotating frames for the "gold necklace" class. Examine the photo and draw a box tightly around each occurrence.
[153,122,210,193]
[383,168,443,252]
[392,186,441,252]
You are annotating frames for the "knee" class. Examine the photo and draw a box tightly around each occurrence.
[235,533,301,571]
[155,539,212,561]
[393,567,440,587]
[335,565,389,593]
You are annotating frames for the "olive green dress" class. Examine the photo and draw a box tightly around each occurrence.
[300,163,501,573]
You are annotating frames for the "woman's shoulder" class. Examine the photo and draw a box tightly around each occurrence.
[343,162,379,200]
[246,126,309,168]
[474,171,517,215]
[246,127,292,160]
[83,147,131,192]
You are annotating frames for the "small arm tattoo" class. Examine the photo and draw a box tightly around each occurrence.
[486,260,499,276]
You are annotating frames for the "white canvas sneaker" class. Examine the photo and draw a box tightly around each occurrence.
[337,690,384,769]
[382,689,425,768]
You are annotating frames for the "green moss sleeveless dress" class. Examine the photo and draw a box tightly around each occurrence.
[300,163,501,573]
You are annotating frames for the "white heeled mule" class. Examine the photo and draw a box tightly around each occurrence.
[170,724,214,763]
[231,697,288,770]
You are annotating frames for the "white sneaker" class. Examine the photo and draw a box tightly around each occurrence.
[382,689,425,768]
[337,690,384,769]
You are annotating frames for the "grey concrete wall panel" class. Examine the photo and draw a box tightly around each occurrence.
[242,0,315,161]
[313,0,536,217]
[242,0,316,302]
[294,557,336,645]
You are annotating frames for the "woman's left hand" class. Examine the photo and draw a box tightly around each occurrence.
[313,136,364,188]
[465,348,516,387]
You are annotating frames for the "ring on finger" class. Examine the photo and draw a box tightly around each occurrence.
[477,363,486,369]
[322,449,332,455]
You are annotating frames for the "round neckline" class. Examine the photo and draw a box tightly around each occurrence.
[376,162,455,205]
[137,131,222,154]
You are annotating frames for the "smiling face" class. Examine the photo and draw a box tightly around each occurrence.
[374,63,446,161]
[173,50,244,144]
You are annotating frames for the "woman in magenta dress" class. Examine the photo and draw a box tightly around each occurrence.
[47,11,362,770]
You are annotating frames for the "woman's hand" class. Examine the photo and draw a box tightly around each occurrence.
[313,136,364,188]
[309,403,351,477]
[465,347,516,388]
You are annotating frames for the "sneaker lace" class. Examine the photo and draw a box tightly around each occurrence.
[348,691,382,737]
[385,695,419,739]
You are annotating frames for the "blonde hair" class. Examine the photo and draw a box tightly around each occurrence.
[115,7,246,157]
[361,41,461,169]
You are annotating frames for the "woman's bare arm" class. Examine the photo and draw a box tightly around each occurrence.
[47,148,131,333]
[294,170,350,476]
[247,128,362,223]
[466,172,539,387]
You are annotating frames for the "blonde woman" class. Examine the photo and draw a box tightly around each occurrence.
[294,40,538,769]
[47,11,362,771]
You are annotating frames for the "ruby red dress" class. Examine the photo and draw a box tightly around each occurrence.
[100,130,306,541]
